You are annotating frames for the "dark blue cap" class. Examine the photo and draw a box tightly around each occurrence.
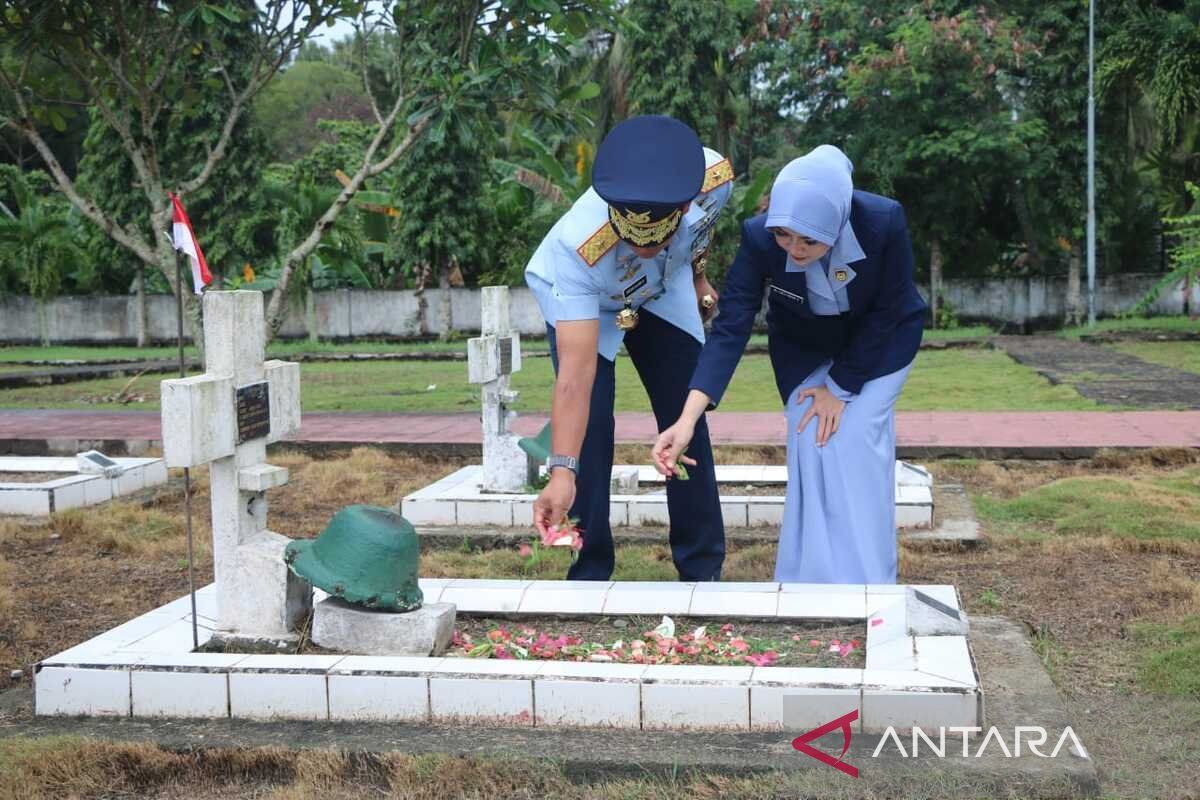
[593,116,705,227]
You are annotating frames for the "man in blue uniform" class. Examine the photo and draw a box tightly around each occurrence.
[525,115,733,581]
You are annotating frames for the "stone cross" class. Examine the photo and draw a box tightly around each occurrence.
[160,290,310,641]
[467,286,526,492]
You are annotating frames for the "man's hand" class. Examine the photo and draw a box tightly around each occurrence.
[533,470,576,539]
[694,274,719,323]
[652,420,697,478]
[796,386,846,447]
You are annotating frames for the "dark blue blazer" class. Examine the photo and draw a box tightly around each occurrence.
[691,191,926,406]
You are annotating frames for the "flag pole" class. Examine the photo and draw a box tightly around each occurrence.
[171,204,200,651]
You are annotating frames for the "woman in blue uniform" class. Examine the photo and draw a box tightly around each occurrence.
[652,145,926,583]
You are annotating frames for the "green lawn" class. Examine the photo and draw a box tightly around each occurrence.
[1061,315,1200,339]
[0,346,1103,413]
[1109,340,1200,376]
[973,466,1200,542]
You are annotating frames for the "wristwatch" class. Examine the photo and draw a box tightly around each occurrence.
[546,454,578,475]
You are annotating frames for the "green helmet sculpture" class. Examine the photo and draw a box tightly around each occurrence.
[284,504,423,611]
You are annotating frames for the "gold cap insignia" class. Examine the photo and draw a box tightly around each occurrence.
[700,158,734,194]
[608,206,683,247]
[576,222,619,267]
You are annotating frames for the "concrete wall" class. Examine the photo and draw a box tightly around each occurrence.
[1,275,1196,344]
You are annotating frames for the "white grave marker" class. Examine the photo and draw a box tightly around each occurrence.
[160,291,310,640]
[467,286,526,493]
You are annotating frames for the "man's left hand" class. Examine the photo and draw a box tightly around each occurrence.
[694,275,719,322]
[796,386,846,447]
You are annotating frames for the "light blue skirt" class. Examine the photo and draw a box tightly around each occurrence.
[775,360,913,584]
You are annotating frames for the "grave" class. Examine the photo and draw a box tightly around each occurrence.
[0,451,167,516]
[403,285,933,530]
[32,290,977,734]
[158,290,309,642]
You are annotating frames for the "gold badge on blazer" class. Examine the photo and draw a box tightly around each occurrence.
[834,269,848,282]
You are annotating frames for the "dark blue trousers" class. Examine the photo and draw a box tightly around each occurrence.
[547,311,725,581]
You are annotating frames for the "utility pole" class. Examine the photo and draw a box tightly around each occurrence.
[1087,0,1097,325]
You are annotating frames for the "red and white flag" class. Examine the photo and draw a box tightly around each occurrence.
[169,192,212,294]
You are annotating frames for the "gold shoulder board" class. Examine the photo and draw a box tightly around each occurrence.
[576,222,618,267]
[701,158,734,194]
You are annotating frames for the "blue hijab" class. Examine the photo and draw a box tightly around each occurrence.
[765,145,865,267]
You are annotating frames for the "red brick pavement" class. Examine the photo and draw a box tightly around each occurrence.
[2,409,1199,452]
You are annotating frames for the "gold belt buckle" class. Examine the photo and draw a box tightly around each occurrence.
[615,305,639,331]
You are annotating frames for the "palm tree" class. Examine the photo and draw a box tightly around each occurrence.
[0,172,85,345]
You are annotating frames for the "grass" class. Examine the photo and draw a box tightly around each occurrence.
[1109,340,1200,376]
[0,347,1105,413]
[973,466,1200,542]
[1060,315,1200,339]
[1131,615,1200,696]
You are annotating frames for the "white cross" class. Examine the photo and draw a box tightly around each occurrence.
[160,290,310,640]
[467,286,527,492]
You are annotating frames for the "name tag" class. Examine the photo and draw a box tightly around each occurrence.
[770,284,804,304]
[623,275,648,298]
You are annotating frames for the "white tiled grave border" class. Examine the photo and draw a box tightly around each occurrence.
[35,579,980,733]
[0,456,168,516]
[402,464,934,530]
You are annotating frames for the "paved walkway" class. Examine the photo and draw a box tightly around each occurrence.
[2,409,1199,456]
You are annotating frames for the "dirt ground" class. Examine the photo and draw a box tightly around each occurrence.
[2,447,1199,798]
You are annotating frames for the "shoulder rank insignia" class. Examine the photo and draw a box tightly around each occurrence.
[700,158,734,194]
[576,222,618,267]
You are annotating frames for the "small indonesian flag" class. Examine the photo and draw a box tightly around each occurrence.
[169,193,212,294]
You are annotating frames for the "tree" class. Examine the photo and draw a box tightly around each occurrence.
[0,167,85,344]
[253,60,373,162]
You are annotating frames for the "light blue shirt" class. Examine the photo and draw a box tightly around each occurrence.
[525,147,733,361]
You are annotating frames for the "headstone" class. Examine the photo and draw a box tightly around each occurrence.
[907,587,969,635]
[467,286,527,492]
[160,291,310,641]
[76,450,122,478]
[311,598,456,656]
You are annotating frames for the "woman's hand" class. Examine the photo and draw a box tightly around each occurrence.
[652,420,697,478]
[796,386,846,447]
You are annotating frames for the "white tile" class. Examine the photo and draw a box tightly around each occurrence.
[719,500,748,527]
[50,481,87,512]
[35,666,129,716]
[777,585,867,620]
[426,658,546,677]
[418,578,453,604]
[144,460,168,487]
[628,500,669,526]
[642,664,754,684]
[0,488,50,515]
[865,636,917,671]
[400,498,456,525]
[513,500,535,527]
[866,598,908,649]
[234,654,344,672]
[115,467,146,496]
[861,688,979,733]
[455,500,514,526]
[602,582,695,615]
[860,669,970,690]
[230,672,328,720]
[695,581,781,592]
[915,636,976,686]
[752,686,861,732]
[896,503,933,529]
[430,677,533,725]
[132,670,228,717]
[440,579,530,613]
[83,476,114,505]
[749,667,864,687]
[608,501,628,526]
[332,656,445,675]
[329,674,429,721]
[518,581,611,614]
[134,653,247,670]
[641,684,749,730]
[689,584,779,617]
[94,613,182,648]
[538,661,647,681]
[116,622,213,654]
[747,501,785,527]
[535,678,640,728]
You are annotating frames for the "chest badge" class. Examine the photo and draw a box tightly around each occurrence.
[618,262,640,282]
[834,269,848,282]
